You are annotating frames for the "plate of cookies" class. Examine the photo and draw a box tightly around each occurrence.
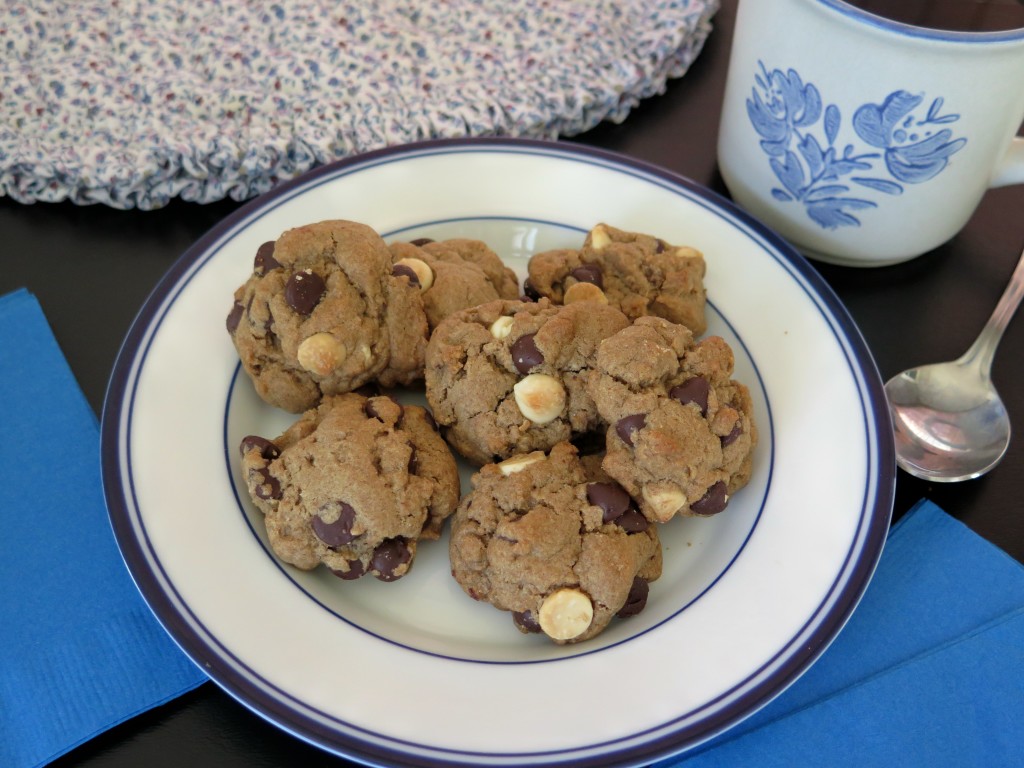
[102,138,894,767]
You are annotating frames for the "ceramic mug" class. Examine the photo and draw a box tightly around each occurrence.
[717,0,1024,267]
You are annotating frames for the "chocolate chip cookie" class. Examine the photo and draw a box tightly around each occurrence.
[524,223,707,335]
[588,316,757,523]
[388,237,521,329]
[449,442,662,644]
[425,298,630,465]
[240,392,460,582]
[227,219,429,412]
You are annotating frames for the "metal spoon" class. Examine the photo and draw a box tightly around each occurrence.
[885,244,1024,482]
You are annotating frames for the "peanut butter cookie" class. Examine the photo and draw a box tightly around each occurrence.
[425,298,630,465]
[525,223,707,335]
[240,392,460,582]
[588,316,757,523]
[227,220,429,412]
[449,442,662,644]
[388,237,521,329]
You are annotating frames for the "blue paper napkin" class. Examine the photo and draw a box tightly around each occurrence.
[2,286,1022,768]
[0,289,207,768]
[661,498,1024,768]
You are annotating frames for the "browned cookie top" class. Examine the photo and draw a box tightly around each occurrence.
[449,442,662,644]
[425,298,630,465]
[240,392,460,582]
[588,316,757,523]
[525,223,707,336]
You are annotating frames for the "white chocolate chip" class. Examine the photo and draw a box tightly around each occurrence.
[358,342,373,365]
[641,483,688,523]
[497,451,546,476]
[297,333,346,376]
[489,316,514,340]
[589,224,611,251]
[563,281,608,305]
[675,245,703,259]
[538,588,594,641]
[395,257,434,291]
[513,374,566,425]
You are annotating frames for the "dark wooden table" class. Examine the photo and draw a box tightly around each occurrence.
[3,1,1022,765]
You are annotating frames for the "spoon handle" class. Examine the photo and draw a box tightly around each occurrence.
[961,244,1024,376]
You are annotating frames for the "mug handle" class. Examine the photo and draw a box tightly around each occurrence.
[991,136,1024,187]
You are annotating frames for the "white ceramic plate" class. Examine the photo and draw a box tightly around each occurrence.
[102,139,894,767]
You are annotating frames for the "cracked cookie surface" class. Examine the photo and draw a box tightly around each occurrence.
[425,298,630,465]
[240,392,460,582]
[589,316,757,523]
[525,223,707,336]
[448,442,662,644]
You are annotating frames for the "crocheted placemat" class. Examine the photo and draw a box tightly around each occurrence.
[0,0,717,209]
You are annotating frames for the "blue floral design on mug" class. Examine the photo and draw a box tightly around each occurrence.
[746,61,967,229]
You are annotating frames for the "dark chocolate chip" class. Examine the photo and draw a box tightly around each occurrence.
[371,538,412,582]
[655,239,668,254]
[409,237,434,246]
[522,279,542,301]
[311,502,358,547]
[616,508,650,533]
[570,263,603,289]
[391,263,420,286]
[252,468,281,500]
[284,270,326,315]
[669,377,711,417]
[511,333,544,374]
[617,577,649,618]
[254,241,281,273]
[331,559,365,580]
[615,414,646,446]
[721,422,743,447]
[239,435,281,460]
[512,610,542,634]
[588,482,649,531]
[226,300,244,334]
[408,446,418,474]
[586,482,631,523]
[690,481,728,516]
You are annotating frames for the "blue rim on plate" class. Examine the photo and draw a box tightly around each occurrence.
[101,137,895,767]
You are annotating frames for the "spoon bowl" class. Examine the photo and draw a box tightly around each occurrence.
[885,361,1011,482]
[885,244,1024,482]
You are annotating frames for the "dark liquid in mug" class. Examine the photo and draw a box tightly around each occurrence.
[843,0,1024,32]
